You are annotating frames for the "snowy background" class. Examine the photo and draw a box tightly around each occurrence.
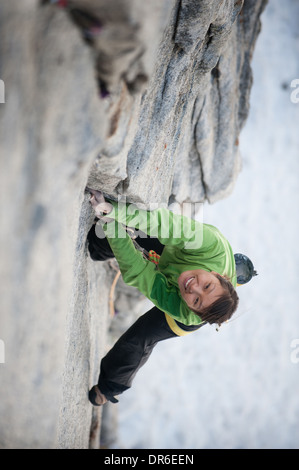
[115,0,299,449]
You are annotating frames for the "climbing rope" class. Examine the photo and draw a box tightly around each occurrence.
[109,269,121,318]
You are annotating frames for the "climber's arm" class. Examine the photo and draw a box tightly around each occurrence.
[101,220,184,320]
[105,199,205,250]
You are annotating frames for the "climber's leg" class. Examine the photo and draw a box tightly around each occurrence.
[87,223,114,261]
[89,306,204,405]
[89,307,177,404]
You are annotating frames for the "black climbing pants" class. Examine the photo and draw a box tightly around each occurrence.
[87,223,203,403]
[98,306,179,402]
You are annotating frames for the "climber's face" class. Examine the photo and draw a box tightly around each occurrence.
[178,269,225,313]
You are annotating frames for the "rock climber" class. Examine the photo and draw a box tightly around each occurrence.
[85,188,257,406]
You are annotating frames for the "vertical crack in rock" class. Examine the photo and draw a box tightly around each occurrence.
[172,0,183,42]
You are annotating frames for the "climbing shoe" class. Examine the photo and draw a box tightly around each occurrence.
[88,385,108,406]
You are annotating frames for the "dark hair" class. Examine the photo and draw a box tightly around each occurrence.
[193,274,239,326]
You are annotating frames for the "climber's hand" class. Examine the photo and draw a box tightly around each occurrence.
[86,187,113,221]
[86,187,105,204]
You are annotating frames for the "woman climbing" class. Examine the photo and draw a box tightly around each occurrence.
[86,188,256,406]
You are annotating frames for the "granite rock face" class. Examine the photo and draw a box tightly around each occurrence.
[0,0,267,448]
[87,0,267,205]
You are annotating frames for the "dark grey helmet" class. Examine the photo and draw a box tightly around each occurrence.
[234,253,258,285]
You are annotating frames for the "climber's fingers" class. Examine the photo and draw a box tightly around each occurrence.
[85,187,106,204]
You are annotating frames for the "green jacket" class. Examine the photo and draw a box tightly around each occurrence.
[102,201,236,326]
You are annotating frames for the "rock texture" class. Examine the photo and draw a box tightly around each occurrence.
[0,0,267,448]
[87,0,267,205]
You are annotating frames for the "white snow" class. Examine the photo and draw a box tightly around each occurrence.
[116,0,299,449]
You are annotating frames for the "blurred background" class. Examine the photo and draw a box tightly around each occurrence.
[115,0,299,449]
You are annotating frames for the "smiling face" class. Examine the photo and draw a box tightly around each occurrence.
[178,269,225,313]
